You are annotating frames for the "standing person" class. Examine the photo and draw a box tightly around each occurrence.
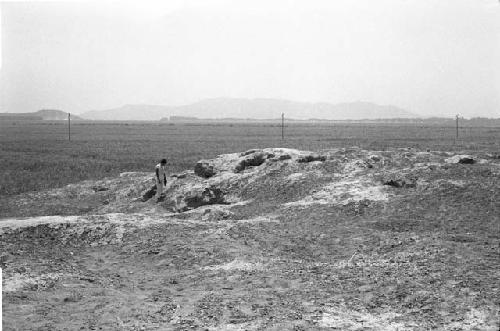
[155,158,167,201]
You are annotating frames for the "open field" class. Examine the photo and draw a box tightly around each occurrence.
[1,120,499,199]
[1,121,499,330]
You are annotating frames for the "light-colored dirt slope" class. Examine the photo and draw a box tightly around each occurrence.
[1,148,499,330]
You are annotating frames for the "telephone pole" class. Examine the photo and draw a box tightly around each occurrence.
[68,113,71,141]
[455,114,459,140]
[281,113,284,140]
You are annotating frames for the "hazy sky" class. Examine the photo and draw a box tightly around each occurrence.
[0,0,499,117]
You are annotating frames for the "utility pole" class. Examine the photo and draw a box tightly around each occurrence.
[455,114,459,140]
[281,113,284,140]
[68,113,71,141]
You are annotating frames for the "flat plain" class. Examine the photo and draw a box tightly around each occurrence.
[0,120,499,330]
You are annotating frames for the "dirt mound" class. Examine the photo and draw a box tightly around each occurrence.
[153,148,332,212]
[1,149,494,218]
[1,148,499,330]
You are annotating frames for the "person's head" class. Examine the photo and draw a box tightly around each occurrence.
[160,158,167,165]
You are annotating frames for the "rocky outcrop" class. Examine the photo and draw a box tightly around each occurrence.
[445,155,475,164]
[240,149,261,156]
[193,148,299,178]
[195,161,217,178]
[297,153,327,163]
[381,172,418,188]
[234,151,275,172]
[164,148,322,211]
[92,185,109,192]
[278,154,292,161]
[178,186,227,212]
[383,177,417,188]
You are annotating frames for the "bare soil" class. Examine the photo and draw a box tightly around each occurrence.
[1,148,499,330]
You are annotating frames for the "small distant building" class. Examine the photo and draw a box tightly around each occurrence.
[168,116,200,122]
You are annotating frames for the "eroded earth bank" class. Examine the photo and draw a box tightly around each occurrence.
[1,148,499,330]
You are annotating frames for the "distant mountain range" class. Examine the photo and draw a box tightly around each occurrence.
[80,105,171,121]
[0,109,81,121]
[79,98,419,121]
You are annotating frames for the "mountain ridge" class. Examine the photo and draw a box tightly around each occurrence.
[79,98,419,121]
[0,109,81,121]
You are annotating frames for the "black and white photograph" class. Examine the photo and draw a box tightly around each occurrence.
[0,0,499,329]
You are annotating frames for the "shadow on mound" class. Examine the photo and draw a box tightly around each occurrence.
[141,183,229,212]
[235,151,275,172]
[177,186,229,212]
[141,185,158,201]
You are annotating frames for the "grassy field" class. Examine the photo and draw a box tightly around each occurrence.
[1,120,499,197]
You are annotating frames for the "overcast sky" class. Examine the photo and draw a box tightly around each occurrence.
[0,0,499,117]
